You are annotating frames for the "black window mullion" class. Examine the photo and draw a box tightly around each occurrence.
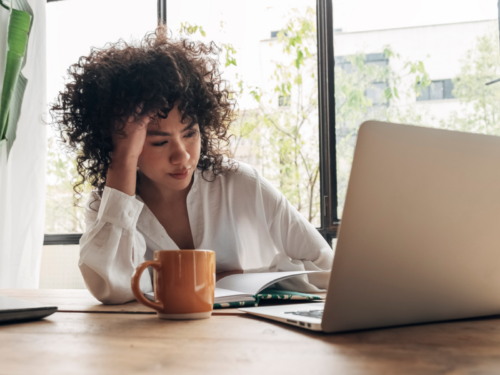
[158,0,166,26]
[44,234,82,246]
[316,0,339,244]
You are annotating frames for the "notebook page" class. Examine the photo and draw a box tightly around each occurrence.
[215,271,322,295]
[214,288,255,303]
[145,289,254,304]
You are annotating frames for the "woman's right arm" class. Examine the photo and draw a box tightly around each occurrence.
[79,188,150,304]
[79,112,153,304]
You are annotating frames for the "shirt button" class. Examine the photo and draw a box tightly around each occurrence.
[128,211,134,217]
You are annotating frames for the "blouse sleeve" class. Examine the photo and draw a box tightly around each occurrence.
[244,167,334,293]
[79,187,152,304]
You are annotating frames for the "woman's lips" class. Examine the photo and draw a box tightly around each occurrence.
[169,170,189,180]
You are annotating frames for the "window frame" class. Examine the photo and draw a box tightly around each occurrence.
[43,0,339,246]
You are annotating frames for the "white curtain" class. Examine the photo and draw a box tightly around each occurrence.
[0,0,46,288]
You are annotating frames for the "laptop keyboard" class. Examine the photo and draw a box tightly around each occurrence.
[284,309,323,319]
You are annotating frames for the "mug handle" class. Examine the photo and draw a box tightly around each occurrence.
[131,260,164,312]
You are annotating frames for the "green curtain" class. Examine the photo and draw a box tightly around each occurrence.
[0,0,33,156]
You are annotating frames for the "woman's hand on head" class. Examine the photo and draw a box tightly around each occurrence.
[106,107,155,196]
[112,109,155,162]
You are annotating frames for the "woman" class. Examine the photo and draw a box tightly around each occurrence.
[51,28,333,304]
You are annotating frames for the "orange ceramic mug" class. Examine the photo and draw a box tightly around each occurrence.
[131,250,215,320]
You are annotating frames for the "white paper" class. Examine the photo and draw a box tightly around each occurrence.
[215,271,322,296]
[214,288,254,303]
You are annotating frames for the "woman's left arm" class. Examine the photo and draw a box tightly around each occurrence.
[249,172,334,293]
[266,192,334,292]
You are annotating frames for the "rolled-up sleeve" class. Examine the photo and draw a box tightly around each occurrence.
[79,187,152,304]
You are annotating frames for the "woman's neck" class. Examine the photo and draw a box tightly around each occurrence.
[137,171,193,204]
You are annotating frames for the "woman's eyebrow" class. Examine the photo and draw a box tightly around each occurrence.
[147,130,171,136]
[146,123,198,137]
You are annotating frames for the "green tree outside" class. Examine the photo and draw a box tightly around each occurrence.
[441,27,500,135]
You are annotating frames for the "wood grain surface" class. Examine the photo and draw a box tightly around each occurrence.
[2,310,500,375]
[0,288,156,313]
[0,289,327,316]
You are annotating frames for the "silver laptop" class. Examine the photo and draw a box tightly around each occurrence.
[240,120,500,333]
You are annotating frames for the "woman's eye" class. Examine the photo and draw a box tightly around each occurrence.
[152,141,168,146]
[185,131,197,138]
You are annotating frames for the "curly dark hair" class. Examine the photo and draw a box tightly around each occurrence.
[50,26,236,204]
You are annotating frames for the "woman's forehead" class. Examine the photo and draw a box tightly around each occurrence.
[147,109,198,135]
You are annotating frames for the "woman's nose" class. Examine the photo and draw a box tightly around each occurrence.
[169,139,190,166]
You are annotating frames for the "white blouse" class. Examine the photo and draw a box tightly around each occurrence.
[79,161,334,304]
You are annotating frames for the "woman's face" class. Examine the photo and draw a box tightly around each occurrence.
[138,105,201,192]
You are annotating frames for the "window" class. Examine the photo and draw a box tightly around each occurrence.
[337,53,390,106]
[45,0,157,243]
[42,0,158,286]
[46,0,500,258]
[44,0,338,260]
[270,30,288,39]
[169,0,323,225]
[333,0,499,217]
[417,79,455,101]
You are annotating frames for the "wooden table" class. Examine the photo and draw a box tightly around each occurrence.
[0,289,325,315]
[0,288,154,313]
[2,289,500,374]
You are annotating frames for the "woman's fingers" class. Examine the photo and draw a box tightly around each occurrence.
[125,110,157,128]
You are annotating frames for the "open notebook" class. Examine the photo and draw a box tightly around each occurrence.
[145,270,324,308]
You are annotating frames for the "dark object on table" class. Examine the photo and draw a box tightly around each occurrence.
[0,296,57,324]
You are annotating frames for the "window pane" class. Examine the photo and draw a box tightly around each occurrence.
[416,84,430,101]
[46,0,157,233]
[443,79,455,99]
[333,0,498,217]
[168,0,321,225]
[429,80,444,100]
